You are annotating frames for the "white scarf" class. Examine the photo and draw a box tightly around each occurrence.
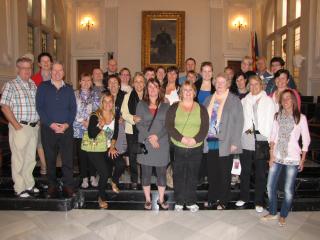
[241,90,276,139]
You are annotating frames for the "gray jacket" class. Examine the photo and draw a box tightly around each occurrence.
[204,92,244,157]
[136,101,170,167]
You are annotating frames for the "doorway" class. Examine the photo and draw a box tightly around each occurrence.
[77,59,100,88]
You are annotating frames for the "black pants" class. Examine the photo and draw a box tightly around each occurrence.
[239,142,269,205]
[173,145,202,205]
[87,152,108,200]
[126,134,139,183]
[207,150,233,205]
[74,138,96,179]
[107,152,126,185]
[198,153,208,180]
[41,125,74,188]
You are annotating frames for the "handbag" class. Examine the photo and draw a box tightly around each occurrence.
[81,130,108,152]
[132,107,158,155]
[81,112,108,152]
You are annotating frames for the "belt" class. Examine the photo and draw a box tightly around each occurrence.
[245,129,260,135]
[20,121,38,127]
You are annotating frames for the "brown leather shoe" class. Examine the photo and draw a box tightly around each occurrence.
[63,186,76,198]
[47,186,58,199]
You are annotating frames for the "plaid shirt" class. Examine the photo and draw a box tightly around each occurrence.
[0,76,39,122]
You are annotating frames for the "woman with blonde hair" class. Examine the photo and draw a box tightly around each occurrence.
[82,92,118,208]
[235,75,276,213]
[166,80,209,212]
[121,72,146,189]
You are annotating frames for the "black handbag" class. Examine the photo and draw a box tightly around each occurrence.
[132,107,158,155]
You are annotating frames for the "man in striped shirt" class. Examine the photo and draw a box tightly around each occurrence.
[0,57,39,198]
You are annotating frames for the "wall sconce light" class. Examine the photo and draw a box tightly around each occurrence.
[80,16,95,31]
[232,17,247,31]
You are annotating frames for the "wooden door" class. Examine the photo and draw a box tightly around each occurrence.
[77,59,100,87]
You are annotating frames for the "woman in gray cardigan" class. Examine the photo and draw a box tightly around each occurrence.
[204,73,244,210]
[136,78,170,210]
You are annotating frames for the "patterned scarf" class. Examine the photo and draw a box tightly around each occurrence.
[276,112,295,159]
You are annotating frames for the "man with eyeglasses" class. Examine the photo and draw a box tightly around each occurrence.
[0,57,39,198]
[265,57,297,95]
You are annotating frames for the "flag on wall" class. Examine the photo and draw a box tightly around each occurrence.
[251,31,259,71]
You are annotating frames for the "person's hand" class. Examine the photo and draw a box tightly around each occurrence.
[230,145,237,153]
[119,116,124,124]
[133,115,141,123]
[148,134,158,143]
[50,123,62,133]
[150,140,160,149]
[269,156,275,168]
[298,160,305,172]
[108,147,119,159]
[98,119,106,129]
[15,124,23,131]
[181,137,196,147]
[82,120,89,128]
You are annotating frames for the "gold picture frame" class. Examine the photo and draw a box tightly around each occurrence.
[141,11,185,71]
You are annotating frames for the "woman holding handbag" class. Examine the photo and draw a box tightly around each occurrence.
[82,92,121,209]
[165,80,209,212]
[235,75,276,213]
[136,78,170,210]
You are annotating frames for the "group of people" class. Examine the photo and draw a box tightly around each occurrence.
[0,52,311,226]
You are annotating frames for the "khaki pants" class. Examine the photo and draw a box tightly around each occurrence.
[8,124,38,194]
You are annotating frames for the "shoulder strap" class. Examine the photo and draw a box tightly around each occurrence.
[147,106,158,132]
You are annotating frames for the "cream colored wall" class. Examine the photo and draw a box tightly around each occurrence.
[117,0,211,73]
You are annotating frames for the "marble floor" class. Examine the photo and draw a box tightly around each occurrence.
[0,209,319,240]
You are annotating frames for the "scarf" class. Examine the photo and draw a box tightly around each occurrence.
[207,89,229,128]
[276,111,295,159]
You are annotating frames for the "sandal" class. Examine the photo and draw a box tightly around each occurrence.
[111,182,120,194]
[157,200,169,210]
[98,197,108,209]
[144,201,152,210]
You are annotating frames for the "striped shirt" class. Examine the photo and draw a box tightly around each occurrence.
[0,76,39,122]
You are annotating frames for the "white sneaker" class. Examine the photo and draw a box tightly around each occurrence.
[174,204,184,212]
[27,187,40,193]
[18,192,30,198]
[255,205,264,213]
[235,200,246,207]
[186,204,199,212]
[81,178,89,188]
[90,176,98,187]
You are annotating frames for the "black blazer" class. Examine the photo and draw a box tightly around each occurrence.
[194,78,215,102]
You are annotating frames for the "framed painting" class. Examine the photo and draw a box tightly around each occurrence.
[141,11,185,71]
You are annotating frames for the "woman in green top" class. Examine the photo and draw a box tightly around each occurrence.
[165,80,209,212]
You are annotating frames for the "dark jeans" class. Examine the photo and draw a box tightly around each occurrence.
[87,152,109,200]
[207,150,233,205]
[126,134,139,183]
[41,125,74,188]
[173,145,202,205]
[107,152,126,185]
[74,138,96,179]
[239,141,269,206]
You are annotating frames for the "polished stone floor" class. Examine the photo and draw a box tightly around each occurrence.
[0,209,319,240]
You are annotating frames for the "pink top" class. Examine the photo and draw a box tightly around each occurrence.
[269,114,311,165]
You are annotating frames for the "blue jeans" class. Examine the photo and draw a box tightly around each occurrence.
[267,162,298,218]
